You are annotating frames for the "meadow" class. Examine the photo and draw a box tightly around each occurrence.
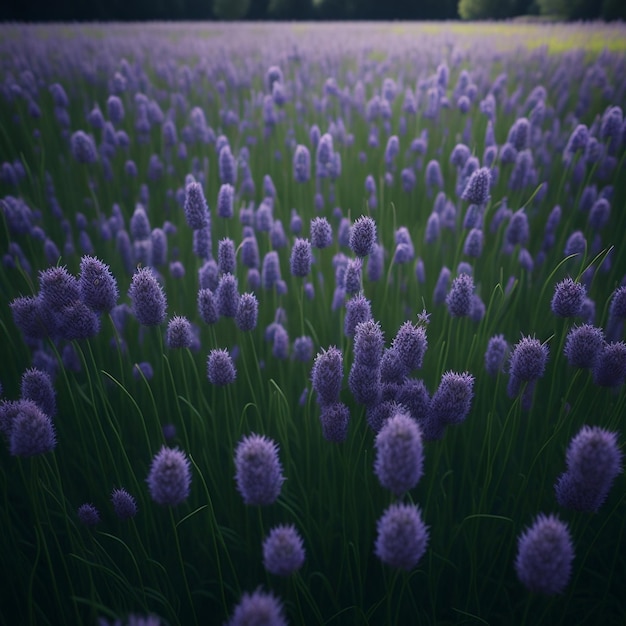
[1,20,625,626]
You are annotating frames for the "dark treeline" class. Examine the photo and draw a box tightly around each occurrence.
[1,0,624,22]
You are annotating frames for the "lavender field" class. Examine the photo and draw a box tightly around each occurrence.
[1,20,626,626]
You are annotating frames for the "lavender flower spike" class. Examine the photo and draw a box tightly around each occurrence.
[147,446,191,506]
[514,513,573,595]
[374,411,424,496]
[128,267,167,326]
[446,273,475,318]
[227,588,287,626]
[349,216,377,257]
[78,255,119,313]
[550,277,586,318]
[461,167,491,205]
[234,433,284,506]
[207,348,237,386]
[183,181,210,230]
[375,502,429,571]
[555,425,623,512]
[262,524,306,576]
[311,346,343,406]
[290,238,312,278]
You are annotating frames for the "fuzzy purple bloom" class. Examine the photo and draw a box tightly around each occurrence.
[426,371,474,439]
[462,167,491,205]
[77,256,118,313]
[509,336,549,383]
[111,488,138,520]
[592,342,626,387]
[609,286,626,320]
[10,296,48,341]
[39,265,80,312]
[70,131,98,164]
[485,335,509,377]
[147,446,191,506]
[349,216,377,257]
[446,273,475,318]
[234,433,284,506]
[128,267,167,326]
[564,231,586,257]
[505,209,530,247]
[77,503,101,527]
[319,402,350,443]
[563,325,604,369]
[218,238,236,275]
[555,425,623,513]
[234,292,258,332]
[183,182,210,230]
[392,321,428,371]
[463,228,483,258]
[514,514,574,595]
[8,400,56,457]
[21,368,56,418]
[217,183,234,219]
[227,588,286,626]
[310,217,332,249]
[551,278,586,318]
[433,266,451,305]
[215,273,240,318]
[375,503,429,571]
[344,293,372,338]
[292,336,314,363]
[311,346,343,406]
[261,251,281,290]
[374,411,424,496]
[262,524,306,576]
[293,144,311,183]
[167,316,193,349]
[207,348,237,386]
[198,288,219,325]
[289,238,312,278]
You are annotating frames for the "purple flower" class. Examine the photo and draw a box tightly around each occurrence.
[293,144,311,183]
[310,217,332,249]
[218,145,236,186]
[292,336,314,362]
[167,316,193,349]
[609,286,626,320]
[374,503,429,571]
[507,117,530,152]
[343,217,375,259]
[78,503,101,527]
[8,400,56,457]
[234,433,284,506]
[344,258,362,295]
[563,324,604,369]
[555,425,623,512]
[485,335,509,377]
[70,131,97,164]
[446,273,475,318]
[20,368,56,417]
[10,296,48,340]
[588,198,610,230]
[319,402,350,443]
[215,273,239,318]
[218,238,236,275]
[56,301,100,341]
[505,209,529,247]
[592,342,626,387]
[550,277,586,318]
[262,524,306,576]
[311,346,343,406]
[198,288,219,325]
[227,588,286,626]
[461,167,491,205]
[289,238,312,278]
[344,293,372,338]
[111,488,138,520]
[128,267,167,326]
[463,228,483,258]
[217,183,234,219]
[514,514,573,595]
[425,371,474,440]
[78,255,118,313]
[392,321,427,371]
[374,411,424,496]
[130,205,151,240]
[184,182,210,230]
[235,293,258,332]
[147,446,191,506]
[509,336,549,382]
[564,230,586,257]
[272,325,289,360]
[39,265,79,311]
[433,266,451,305]
[132,362,154,381]
[207,348,236,386]
[261,251,281,290]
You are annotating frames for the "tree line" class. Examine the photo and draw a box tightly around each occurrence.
[1,0,624,26]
